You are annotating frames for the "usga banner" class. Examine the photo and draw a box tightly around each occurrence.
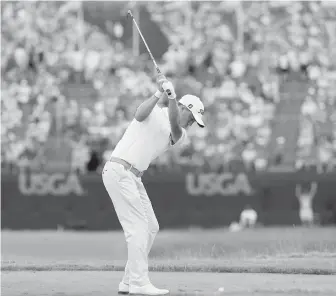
[185,172,254,196]
[1,171,336,230]
[18,170,85,196]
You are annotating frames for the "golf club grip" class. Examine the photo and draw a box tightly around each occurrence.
[155,67,170,95]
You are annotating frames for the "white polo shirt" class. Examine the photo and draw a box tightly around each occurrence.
[111,105,187,171]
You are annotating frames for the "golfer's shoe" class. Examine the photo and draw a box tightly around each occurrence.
[118,282,129,294]
[129,283,169,295]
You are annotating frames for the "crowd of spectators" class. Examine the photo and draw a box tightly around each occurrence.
[147,1,336,173]
[1,1,336,175]
[290,1,336,172]
[297,76,336,172]
[1,1,150,173]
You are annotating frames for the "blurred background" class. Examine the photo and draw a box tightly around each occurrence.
[1,1,336,230]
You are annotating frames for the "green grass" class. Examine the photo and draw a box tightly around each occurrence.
[2,227,336,274]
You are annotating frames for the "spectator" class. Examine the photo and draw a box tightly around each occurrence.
[317,137,334,173]
[272,137,286,166]
[86,150,101,172]
[295,182,317,226]
[242,143,257,171]
[239,205,258,228]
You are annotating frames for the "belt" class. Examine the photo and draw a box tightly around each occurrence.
[109,157,143,178]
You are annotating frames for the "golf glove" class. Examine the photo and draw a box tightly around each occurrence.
[156,74,168,93]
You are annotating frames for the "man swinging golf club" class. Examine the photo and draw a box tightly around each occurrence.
[102,74,205,295]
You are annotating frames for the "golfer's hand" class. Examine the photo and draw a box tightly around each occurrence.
[162,81,176,100]
[156,74,168,93]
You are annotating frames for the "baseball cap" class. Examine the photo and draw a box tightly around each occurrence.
[179,95,205,128]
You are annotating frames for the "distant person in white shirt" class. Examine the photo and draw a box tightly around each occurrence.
[102,74,205,296]
[239,204,258,228]
[295,182,317,226]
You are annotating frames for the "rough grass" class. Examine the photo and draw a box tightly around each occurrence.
[1,227,336,274]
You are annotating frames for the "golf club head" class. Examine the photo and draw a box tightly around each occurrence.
[127,10,133,20]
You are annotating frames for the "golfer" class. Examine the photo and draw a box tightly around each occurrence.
[102,74,205,295]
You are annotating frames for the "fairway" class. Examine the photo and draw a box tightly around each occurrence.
[2,227,336,273]
[2,271,336,296]
[1,228,336,295]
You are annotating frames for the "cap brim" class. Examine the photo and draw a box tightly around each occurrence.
[192,112,205,128]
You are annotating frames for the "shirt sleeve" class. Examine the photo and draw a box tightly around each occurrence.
[170,128,188,148]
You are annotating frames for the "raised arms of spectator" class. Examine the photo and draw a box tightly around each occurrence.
[309,182,318,197]
[295,184,301,198]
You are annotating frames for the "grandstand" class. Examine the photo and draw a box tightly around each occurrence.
[1,1,336,175]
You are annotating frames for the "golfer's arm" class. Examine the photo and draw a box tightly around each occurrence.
[168,98,182,144]
[134,95,160,122]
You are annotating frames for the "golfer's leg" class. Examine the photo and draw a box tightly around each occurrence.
[122,180,159,284]
[102,163,150,287]
[138,180,160,255]
[123,261,130,285]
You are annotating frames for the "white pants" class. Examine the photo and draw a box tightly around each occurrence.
[300,209,314,223]
[102,161,159,287]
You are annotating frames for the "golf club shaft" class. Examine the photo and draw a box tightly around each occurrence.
[129,11,161,74]
[128,10,173,95]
